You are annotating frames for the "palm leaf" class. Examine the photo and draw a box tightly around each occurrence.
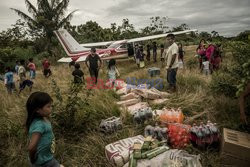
[10,8,37,25]
[53,0,69,19]
[24,0,37,17]
[58,10,77,28]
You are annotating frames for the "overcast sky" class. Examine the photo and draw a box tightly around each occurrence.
[0,0,250,37]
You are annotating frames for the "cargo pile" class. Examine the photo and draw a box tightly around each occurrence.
[101,80,248,167]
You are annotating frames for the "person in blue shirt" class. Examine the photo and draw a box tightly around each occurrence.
[4,67,15,94]
[26,92,62,167]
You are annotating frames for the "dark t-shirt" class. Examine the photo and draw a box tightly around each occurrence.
[72,69,84,83]
[86,54,101,69]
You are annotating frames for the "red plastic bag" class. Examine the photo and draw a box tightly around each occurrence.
[168,123,191,149]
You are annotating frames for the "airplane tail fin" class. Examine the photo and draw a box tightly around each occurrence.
[54,29,90,57]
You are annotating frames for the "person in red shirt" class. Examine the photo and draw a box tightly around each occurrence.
[42,57,52,78]
[27,58,36,79]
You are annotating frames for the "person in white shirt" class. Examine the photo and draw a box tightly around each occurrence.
[165,34,179,92]
[201,56,210,75]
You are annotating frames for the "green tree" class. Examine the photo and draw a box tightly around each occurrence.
[76,21,105,43]
[11,0,77,55]
[172,23,189,32]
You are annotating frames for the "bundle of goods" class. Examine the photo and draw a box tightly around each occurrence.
[160,149,202,167]
[125,148,202,167]
[133,107,153,124]
[128,136,169,167]
[168,123,191,149]
[117,98,141,107]
[159,108,184,125]
[190,121,220,148]
[144,125,168,141]
[99,116,122,134]
[126,102,149,115]
[131,88,162,100]
[105,135,144,167]
[120,93,140,101]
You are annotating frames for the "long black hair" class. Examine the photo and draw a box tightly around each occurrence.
[196,39,206,51]
[108,59,116,70]
[26,92,53,131]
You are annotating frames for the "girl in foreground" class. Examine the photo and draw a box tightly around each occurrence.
[26,92,63,167]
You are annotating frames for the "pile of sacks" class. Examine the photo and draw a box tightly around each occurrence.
[116,83,170,114]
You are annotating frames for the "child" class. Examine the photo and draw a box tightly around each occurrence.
[107,59,120,86]
[4,67,15,94]
[139,45,145,68]
[26,92,61,167]
[201,56,210,75]
[72,63,84,84]
[18,59,33,95]
[28,58,36,79]
[42,57,52,78]
[15,60,20,74]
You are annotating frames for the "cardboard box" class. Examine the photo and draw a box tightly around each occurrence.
[220,128,250,167]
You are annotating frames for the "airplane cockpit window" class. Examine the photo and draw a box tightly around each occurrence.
[108,43,120,49]
[119,44,127,49]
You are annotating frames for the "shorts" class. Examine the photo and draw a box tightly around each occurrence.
[43,69,51,77]
[30,70,36,79]
[6,82,15,93]
[19,80,33,90]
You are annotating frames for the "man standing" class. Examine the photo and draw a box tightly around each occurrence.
[165,34,179,92]
[85,47,102,84]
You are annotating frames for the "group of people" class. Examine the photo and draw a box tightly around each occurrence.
[133,41,185,70]
[3,57,52,95]
[196,39,222,75]
[71,47,120,87]
[9,34,226,167]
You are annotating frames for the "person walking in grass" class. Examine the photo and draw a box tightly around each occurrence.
[152,42,157,62]
[4,67,16,94]
[72,63,84,84]
[26,91,63,167]
[42,57,52,78]
[28,58,36,79]
[18,59,33,95]
[85,47,102,84]
[107,59,120,87]
[15,60,20,74]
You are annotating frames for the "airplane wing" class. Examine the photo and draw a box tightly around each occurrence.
[127,29,197,43]
[80,41,113,48]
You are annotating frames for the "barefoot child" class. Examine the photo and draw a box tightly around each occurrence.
[26,92,62,167]
[18,59,33,95]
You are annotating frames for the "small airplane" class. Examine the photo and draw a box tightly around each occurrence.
[54,29,197,63]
